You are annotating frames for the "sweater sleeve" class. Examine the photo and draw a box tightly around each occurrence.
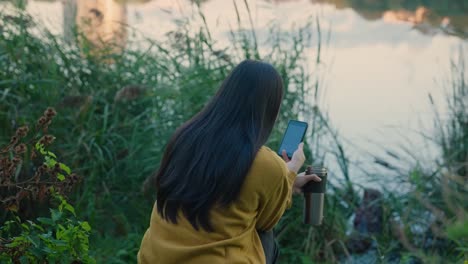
[255,156,297,231]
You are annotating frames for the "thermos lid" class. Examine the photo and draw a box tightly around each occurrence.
[303,165,327,193]
[309,166,327,176]
[311,166,327,171]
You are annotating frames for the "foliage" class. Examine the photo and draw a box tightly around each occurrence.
[1,2,465,264]
[0,108,93,262]
[372,48,467,263]
[0,196,94,263]
[0,4,334,262]
[0,107,80,213]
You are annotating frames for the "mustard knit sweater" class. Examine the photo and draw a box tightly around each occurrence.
[138,146,296,263]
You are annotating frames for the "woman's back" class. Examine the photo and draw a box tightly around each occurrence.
[138,146,296,264]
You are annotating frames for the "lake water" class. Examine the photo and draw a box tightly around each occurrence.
[2,0,467,186]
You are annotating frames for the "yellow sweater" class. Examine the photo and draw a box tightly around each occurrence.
[138,146,297,264]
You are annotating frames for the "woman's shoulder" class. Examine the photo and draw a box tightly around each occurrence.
[254,146,278,164]
[247,146,289,188]
[256,146,284,165]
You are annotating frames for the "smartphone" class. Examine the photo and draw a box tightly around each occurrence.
[277,120,308,158]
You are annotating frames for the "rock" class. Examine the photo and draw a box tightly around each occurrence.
[340,249,378,264]
[404,256,424,264]
[345,233,372,253]
[422,229,454,255]
[384,251,401,264]
[342,189,384,263]
[353,188,383,234]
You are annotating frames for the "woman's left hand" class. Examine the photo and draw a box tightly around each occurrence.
[292,172,322,194]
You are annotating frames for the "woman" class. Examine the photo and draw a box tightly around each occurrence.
[138,60,321,264]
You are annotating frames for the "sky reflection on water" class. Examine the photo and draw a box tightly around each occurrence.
[3,0,467,183]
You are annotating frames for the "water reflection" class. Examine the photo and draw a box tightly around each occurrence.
[3,0,466,183]
[31,0,468,40]
[231,0,468,39]
[62,0,127,52]
[309,0,468,39]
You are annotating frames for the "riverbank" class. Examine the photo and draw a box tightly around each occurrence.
[0,7,466,263]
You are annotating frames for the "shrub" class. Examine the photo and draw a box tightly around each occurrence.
[0,108,93,263]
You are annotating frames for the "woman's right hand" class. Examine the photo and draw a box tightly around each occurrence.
[281,142,305,174]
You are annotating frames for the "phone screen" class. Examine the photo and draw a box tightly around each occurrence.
[278,121,308,158]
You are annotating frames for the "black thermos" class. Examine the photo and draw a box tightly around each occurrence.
[302,166,327,225]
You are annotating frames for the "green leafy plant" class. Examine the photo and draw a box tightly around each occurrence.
[1,107,80,212]
[0,108,93,263]
[0,5,333,262]
[0,195,94,263]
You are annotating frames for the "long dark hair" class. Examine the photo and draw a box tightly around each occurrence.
[155,60,284,231]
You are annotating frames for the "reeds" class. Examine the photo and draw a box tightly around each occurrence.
[2,2,463,263]
[0,3,331,262]
[371,47,467,263]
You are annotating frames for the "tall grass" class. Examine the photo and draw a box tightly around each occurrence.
[3,2,465,263]
[0,3,353,262]
[371,47,467,263]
